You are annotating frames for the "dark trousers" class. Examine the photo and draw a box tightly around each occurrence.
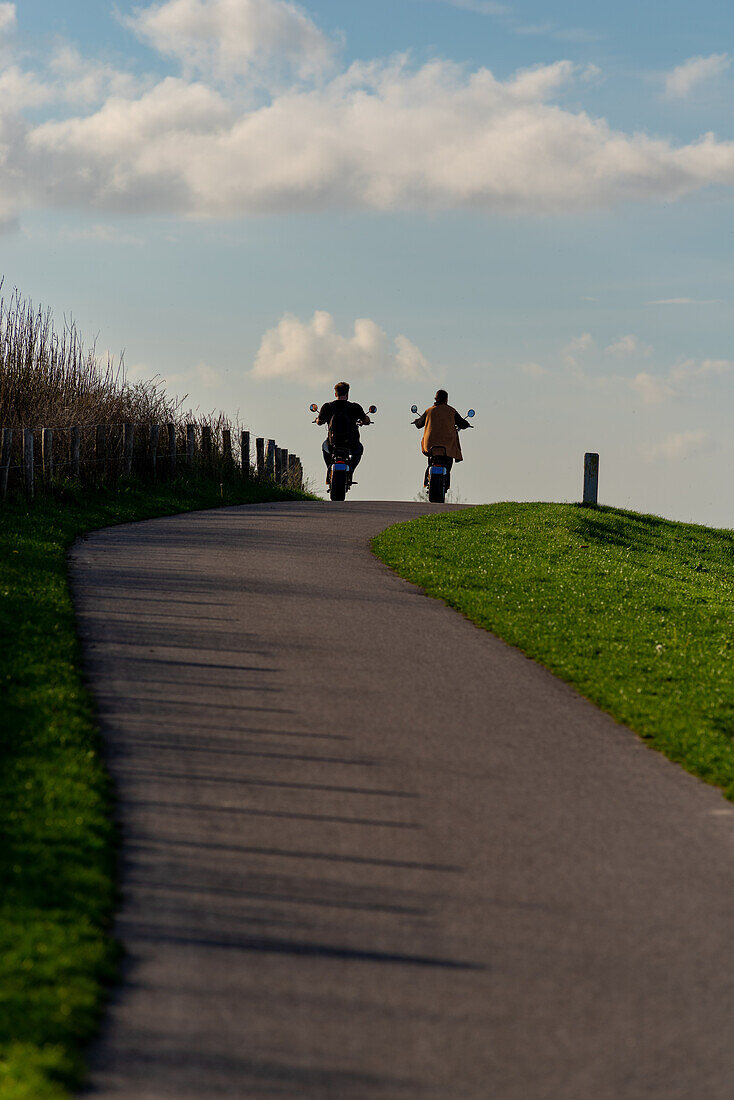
[425,455,453,487]
[323,439,364,471]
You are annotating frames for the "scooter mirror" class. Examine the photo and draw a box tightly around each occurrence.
[309,403,318,413]
[369,405,377,414]
[410,404,418,414]
[467,409,475,418]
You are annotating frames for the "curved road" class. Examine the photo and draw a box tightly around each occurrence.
[71,501,734,1100]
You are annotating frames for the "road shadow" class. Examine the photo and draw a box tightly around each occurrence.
[72,514,478,1099]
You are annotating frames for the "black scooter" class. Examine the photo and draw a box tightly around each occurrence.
[411,404,475,503]
[311,403,377,501]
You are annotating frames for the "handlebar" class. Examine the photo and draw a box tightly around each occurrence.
[312,419,374,425]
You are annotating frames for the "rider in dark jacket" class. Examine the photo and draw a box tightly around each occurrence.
[316,381,372,482]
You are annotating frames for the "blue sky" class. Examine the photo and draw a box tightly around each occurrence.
[3,0,734,520]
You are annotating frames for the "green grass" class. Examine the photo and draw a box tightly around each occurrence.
[0,476,314,1099]
[373,502,734,798]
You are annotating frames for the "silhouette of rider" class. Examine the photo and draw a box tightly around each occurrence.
[412,389,471,489]
[316,381,372,482]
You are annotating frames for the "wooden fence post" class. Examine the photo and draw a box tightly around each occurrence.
[201,426,212,471]
[240,431,250,478]
[167,423,176,475]
[150,424,159,478]
[42,428,53,482]
[1,428,12,501]
[266,439,276,480]
[0,422,299,500]
[23,429,34,498]
[96,425,107,481]
[583,452,599,506]
[123,423,135,476]
[71,426,81,479]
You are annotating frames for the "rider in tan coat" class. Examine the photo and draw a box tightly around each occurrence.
[413,390,471,487]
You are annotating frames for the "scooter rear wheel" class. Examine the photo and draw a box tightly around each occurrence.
[428,471,446,504]
[330,469,348,501]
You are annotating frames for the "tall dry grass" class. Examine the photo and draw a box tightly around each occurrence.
[0,283,306,492]
[0,284,180,430]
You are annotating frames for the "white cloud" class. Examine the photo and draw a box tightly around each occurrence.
[605,334,652,357]
[670,357,734,381]
[28,78,233,214]
[252,311,431,385]
[629,371,675,404]
[125,361,155,381]
[49,46,144,106]
[126,0,336,83]
[563,332,594,368]
[697,358,733,376]
[553,331,730,406]
[0,64,51,108]
[0,4,15,32]
[518,361,548,377]
[664,53,730,99]
[646,297,723,305]
[0,47,142,120]
[394,333,430,378]
[35,76,232,154]
[3,15,734,221]
[194,362,221,386]
[644,430,710,462]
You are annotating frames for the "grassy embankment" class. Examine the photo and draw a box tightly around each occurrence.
[373,502,734,798]
[0,477,314,1100]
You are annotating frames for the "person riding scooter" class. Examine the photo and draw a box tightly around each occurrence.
[316,381,372,484]
[412,389,471,489]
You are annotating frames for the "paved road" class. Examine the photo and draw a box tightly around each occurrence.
[71,500,734,1100]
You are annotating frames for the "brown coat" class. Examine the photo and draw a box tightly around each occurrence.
[416,403,463,461]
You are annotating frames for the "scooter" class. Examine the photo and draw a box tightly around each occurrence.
[411,404,475,503]
[310,403,377,501]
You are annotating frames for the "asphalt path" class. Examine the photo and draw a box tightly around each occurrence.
[70,500,734,1100]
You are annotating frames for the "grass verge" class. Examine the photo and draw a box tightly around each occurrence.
[373,502,734,799]
[0,477,314,1099]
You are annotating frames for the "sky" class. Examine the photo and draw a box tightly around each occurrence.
[2,0,734,522]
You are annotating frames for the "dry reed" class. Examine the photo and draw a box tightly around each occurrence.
[0,284,180,430]
[0,283,304,492]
